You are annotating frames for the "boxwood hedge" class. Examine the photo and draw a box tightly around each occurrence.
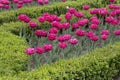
[0,31,28,76]
[0,41,120,80]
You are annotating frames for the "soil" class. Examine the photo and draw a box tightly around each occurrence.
[114,77,120,80]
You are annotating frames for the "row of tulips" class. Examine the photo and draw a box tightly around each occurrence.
[18,1,120,70]
[0,0,67,10]
[0,0,117,10]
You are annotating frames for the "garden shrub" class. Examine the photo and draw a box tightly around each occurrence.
[19,43,120,80]
[0,31,28,76]
[1,42,119,80]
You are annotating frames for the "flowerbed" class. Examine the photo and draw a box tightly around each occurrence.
[15,1,120,70]
[0,0,120,79]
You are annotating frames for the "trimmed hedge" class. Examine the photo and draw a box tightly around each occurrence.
[1,41,120,79]
[17,42,120,80]
[0,31,28,76]
[0,0,107,25]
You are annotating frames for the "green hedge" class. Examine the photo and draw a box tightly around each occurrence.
[1,41,120,79]
[17,42,120,80]
[0,31,28,76]
[0,0,106,25]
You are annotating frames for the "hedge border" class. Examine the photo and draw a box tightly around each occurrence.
[0,41,120,80]
[0,31,28,76]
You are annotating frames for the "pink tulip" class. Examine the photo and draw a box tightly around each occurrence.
[90,36,99,41]
[62,22,70,29]
[109,0,116,3]
[24,0,29,3]
[115,10,120,15]
[42,12,49,17]
[72,23,79,29]
[62,0,66,2]
[77,19,87,26]
[2,0,10,5]
[69,38,78,45]
[0,3,3,8]
[4,5,10,9]
[82,19,89,24]
[38,16,45,23]
[114,5,120,9]
[101,30,110,35]
[25,48,35,55]
[27,0,33,3]
[114,30,120,36]
[65,12,72,20]
[38,0,44,5]
[45,15,53,22]
[105,16,114,23]
[49,27,58,34]
[18,14,31,23]
[35,30,47,37]
[68,7,76,14]
[44,44,53,51]
[36,46,45,54]
[24,17,31,23]
[29,22,38,28]
[108,4,120,9]
[110,11,117,16]
[13,0,19,3]
[56,17,62,22]
[56,23,63,30]
[48,33,56,41]
[83,5,90,10]
[86,31,95,38]
[18,1,24,5]
[108,4,115,9]
[75,29,85,36]
[59,42,67,49]
[74,11,84,18]
[51,15,57,21]
[101,35,108,40]
[110,19,118,26]
[91,19,100,25]
[44,0,49,4]
[99,8,108,16]
[90,24,98,30]
[63,34,72,41]
[17,4,23,8]
[57,36,66,42]
[90,16,98,21]
[18,14,25,21]
[51,21,59,28]
[58,34,72,42]
[90,8,99,15]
